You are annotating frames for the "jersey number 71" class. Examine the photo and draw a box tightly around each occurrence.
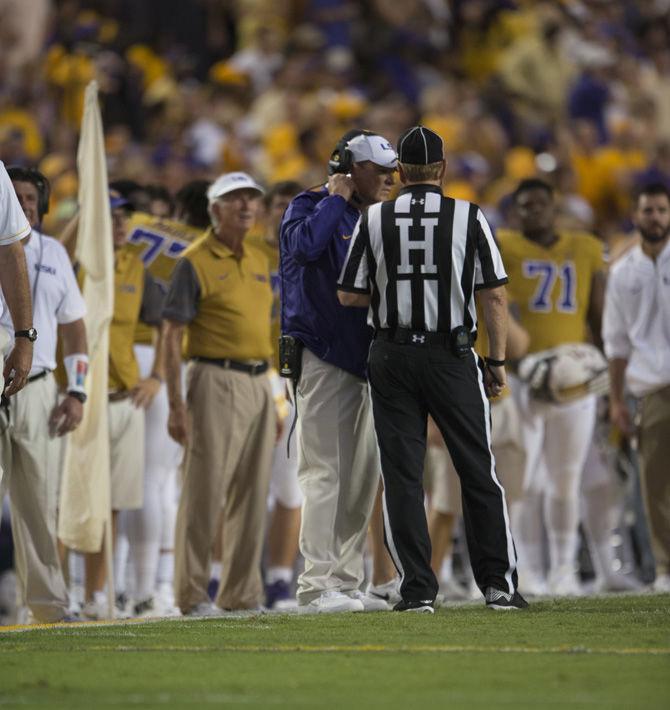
[522,260,577,313]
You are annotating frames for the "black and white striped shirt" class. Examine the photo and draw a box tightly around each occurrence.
[338,185,508,333]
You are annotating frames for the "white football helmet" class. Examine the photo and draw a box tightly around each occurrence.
[518,343,609,403]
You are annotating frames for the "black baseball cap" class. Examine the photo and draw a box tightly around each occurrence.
[397,126,444,165]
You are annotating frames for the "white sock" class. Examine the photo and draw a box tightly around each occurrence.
[114,516,129,594]
[546,496,579,572]
[157,552,174,584]
[266,566,293,585]
[210,562,222,580]
[514,492,546,578]
[440,556,454,583]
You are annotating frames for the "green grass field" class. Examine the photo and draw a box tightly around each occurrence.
[1,594,668,710]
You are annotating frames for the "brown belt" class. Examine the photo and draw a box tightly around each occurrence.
[108,390,131,402]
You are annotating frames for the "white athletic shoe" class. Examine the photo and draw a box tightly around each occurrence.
[439,576,471,601]
[346,589,390,611]
[300,590,365,614]
[132,597,162,619]
[366,578,402,606]
[593,573,642,594]
[548,567,582,597]
[82,592,126,620]
[652,574,670,593]
[517,571,549,597]
[184,602,225,618]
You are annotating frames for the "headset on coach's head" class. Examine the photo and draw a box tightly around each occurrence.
[7,166,51,221]
[327,129,376,176]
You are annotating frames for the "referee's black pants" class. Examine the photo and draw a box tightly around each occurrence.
[368,339,518,603]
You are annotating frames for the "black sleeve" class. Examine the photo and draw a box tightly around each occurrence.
[140,271,165,326]
[162,258,201,324]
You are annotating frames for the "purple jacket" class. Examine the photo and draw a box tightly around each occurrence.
[279,187,372,379]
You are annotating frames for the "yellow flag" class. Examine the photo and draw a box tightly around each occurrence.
[58,81,114,552]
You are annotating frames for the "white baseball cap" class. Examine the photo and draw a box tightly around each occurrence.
[207,172,264,203]
[347,134,398,168]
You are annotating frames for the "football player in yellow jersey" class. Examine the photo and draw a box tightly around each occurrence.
[248,181,304,608]
[498,178,606,596]
[121,196,206,618]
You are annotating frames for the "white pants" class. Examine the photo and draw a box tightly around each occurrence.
[124,344,183,600]
[269,400,302,510]
[295,349,380,604]
[515,384,597,577]
[429,394,526,515]
[0,374,69,622]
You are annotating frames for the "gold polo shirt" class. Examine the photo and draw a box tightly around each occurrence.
[73,250,160,391]
[163,232,273,362]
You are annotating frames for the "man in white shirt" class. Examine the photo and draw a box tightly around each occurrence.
[0,167,88,622]
[603,182,670,593]
[0,161,33,396]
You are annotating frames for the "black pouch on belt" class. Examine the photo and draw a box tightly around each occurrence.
[278,335,304,458]
[278,335,303,380]
[450,326,473,359]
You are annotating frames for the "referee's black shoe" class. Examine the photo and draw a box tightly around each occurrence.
[485,587,529,611]
[393,599,435,614]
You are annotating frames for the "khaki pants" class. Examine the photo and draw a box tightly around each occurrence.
[295,349,380,605]
[174,362,275,612]
[638,385,670,576]
[0,374,69,622]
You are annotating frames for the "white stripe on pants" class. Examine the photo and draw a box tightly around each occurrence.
[295,349,380,605]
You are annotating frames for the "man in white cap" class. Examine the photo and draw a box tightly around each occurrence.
[279,130,397,613]
[163,172,276,616]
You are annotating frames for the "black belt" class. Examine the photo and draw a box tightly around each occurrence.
[108,390,131,402]
[375,328,452,346]
[192,357,269,376]
[28,369,51,383]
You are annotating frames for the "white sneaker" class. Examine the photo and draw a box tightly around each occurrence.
[346,589,389,611]
[439,576,470,601]
[82,592,118,620]
[653,574,670,593]
[300,590,365,614]
[184,602,224,618]
[132,597,162,619]
[594,573,642,594]
[517,571,548,597]
[548,567,582,597]
[366,578,401,605]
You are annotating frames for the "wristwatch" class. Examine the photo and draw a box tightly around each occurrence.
[67,390,87,404]
[15,328,38,342]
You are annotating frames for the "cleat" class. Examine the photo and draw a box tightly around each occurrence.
[393,599,434,614]
[485,587,529,611]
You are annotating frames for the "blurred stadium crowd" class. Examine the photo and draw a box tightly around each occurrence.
[0,0,669,622]
[1,0,669,242]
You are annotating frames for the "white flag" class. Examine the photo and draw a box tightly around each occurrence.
[58,81,114,552]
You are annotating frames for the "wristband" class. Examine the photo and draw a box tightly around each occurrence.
[485,357,506,367]
[63,353,89,394]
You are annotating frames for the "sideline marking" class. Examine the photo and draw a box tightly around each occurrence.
[3,642,668,657]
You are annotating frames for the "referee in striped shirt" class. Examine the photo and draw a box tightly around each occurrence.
[337,126,527,612]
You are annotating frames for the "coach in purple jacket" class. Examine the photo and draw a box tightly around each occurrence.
[279,130,397,613]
